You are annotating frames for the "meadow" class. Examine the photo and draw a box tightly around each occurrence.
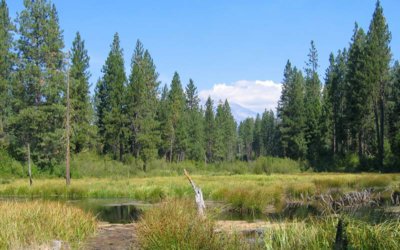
[2,152,400,248]
[1,173,399,212]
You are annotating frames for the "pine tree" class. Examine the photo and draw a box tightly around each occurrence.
[304,41,322,166]
[157,84,172,159]
[365,0,392,169]
[69,32,92,153]
[253,114,263,157]
[204,96,215,163]
[185,79,205,161]
[126,40,160,168]
[278,61,307,159]
[261,109,278,156]
[167,72,186,161]
[0,0,14,147]
[94,77,109,152]
[329,50,348,156]
[319,53,335,170]
[222,100,237,161]
[101,33,128,160]
[346,24,371,163]
[238,118,254,161]
[10,0,65,168]
[213,101,226,161]
[388,62,400,165]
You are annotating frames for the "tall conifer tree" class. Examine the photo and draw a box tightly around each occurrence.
[366,0,392,169]
[185,79,205,161]
[127,40,160,168]
[304,41,322,166]
[204,97,215,163]
[69,32,92,153]
[101,33,127,160]
[10,0,65,168]
[0,0,14,147]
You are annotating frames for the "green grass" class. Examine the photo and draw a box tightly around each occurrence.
[0,200,97,249]
[136,198,252,250]
[0,173,398,212]
[17,151,303,178]
[137,198,400,249]
[263,216,400,249]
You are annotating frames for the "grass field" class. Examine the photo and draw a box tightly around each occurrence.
[1,173,400,248]
[1,173,399,212]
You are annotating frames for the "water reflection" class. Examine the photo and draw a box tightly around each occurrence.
[70,199,150,224]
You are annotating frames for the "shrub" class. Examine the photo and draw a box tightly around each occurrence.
[253,157,301,174]
[0,149,25,177]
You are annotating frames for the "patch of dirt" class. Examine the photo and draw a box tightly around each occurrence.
[215,220,284,233]
[83,222,138,250]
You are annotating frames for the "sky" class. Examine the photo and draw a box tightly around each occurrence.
[7,0,400,119]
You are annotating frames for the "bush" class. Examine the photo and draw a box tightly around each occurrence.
[253,157,301,174]
[0,149,25,177]
[69,151,141,178]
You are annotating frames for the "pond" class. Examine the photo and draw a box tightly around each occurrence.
[68,198,151,223]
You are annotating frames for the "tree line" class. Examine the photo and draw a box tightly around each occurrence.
[0,0,399,173]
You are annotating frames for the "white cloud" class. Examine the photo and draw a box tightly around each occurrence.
[199,80,282,117]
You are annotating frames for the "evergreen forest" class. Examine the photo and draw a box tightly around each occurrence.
[1,0,400,175]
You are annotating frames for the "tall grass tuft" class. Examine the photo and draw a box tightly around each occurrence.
[0,201,97,249]
[136,198,248,250]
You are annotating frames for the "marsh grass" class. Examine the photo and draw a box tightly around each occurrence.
[0,173,398,212]
[0,200,96,249]
[263,216,400,250]
[136,198,255,250]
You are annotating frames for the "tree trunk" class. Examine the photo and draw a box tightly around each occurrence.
[27,143,32,186]
[66,61,71,186]
[119,140,123,162]
[373,103,381,163]
[358,131,363,161]
[184,169,205,218]
[379,86,385,169]
[169,138,173,163]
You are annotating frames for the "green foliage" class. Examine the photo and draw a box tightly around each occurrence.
[185,79,205,161]
[252,156,301,174]
[204,96,215,163]
[238,118,254,161]
[169,72,187,161]
[127,40,160,166]
[0,149,24,177]
[278,62,307,160]
[0,0,399,174]
[0,0,14,148]
[9,0,65,170]
[214,100,236,162]
[304,41,323,166]
[69,32,94,153]
[100,33,128,160]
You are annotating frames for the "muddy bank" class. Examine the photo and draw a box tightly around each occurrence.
[83,223,138,250]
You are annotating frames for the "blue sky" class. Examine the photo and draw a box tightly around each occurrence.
[7,0,400,118]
